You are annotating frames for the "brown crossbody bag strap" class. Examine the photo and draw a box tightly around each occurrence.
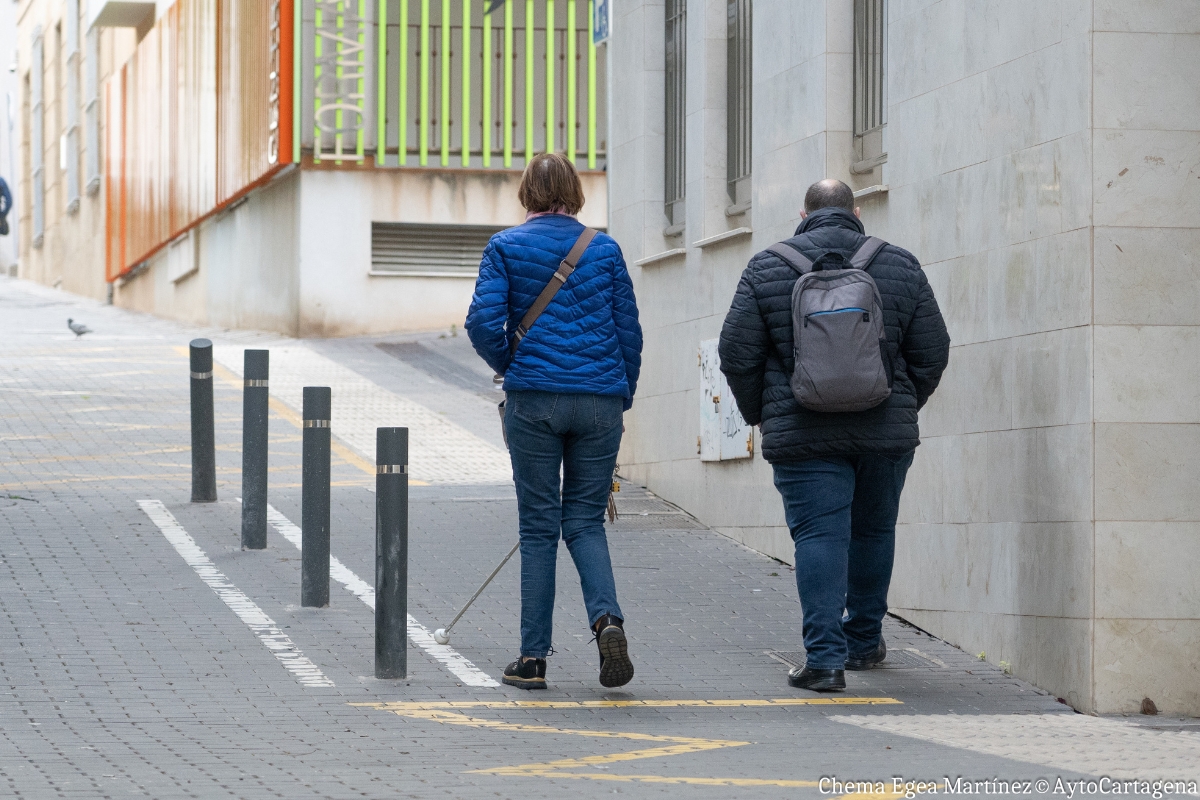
[508,227,599,355]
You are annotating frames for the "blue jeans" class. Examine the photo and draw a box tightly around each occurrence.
[772,452,914,669]
[505,391,625,658]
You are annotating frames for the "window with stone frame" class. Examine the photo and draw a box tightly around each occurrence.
[31,26,46,248]
[664,0,686,231]
[65,0,81,214]
[852,0,887,174]
[726,0,751,212]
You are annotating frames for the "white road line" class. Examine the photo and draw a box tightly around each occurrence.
[265,504,500,688]
[138,500,335,689]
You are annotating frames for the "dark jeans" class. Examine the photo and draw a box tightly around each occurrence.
[505,391,625,658]
[771,452,914,669]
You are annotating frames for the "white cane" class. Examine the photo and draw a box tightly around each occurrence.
[433,541,520,645]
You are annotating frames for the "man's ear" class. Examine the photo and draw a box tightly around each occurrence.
[854,207,861,218]
[799,210,808,220]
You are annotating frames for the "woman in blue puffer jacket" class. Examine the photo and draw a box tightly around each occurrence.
[465,153,643,690]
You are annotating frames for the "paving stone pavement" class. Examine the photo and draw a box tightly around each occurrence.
[1,275,1198,799]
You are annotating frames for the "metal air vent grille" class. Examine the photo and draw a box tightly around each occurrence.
[370,222,505,277]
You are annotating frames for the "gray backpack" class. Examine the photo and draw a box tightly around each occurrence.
[767,237,892,413]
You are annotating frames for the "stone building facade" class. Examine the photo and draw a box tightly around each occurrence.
[610,0,1200,714]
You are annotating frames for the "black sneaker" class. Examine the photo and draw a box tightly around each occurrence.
[787,667,846,692]
[594,615,634,688]
[502,657,547,690]
[846,639,887,671]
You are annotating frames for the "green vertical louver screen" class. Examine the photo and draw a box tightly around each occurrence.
[370,0,605,170]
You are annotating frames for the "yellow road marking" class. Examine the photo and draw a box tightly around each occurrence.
[472,767,820,786]
[0,474,193,490]
[358,698,900,787]
[230,481,372,489]
[836,791,926,800]
[494,742,743,769]
[360,703,748,775]
[362,705,745,745]
[359,697,900,710]
[1,446,191,466]
[8,445,250,469]
[0,477,375,491]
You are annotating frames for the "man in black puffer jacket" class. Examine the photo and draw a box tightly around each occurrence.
[719,179,950,692]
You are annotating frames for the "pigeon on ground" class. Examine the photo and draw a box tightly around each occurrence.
[67,318,92,339]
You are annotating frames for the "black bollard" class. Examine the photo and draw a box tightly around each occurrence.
[240,350,270,550]
[301,387,331,608]
[189,339,217,503]
[375,427,409,679]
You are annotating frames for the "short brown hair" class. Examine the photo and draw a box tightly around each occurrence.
[518,153,586,215]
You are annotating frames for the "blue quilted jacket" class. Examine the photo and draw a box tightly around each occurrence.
[465,214,642,408]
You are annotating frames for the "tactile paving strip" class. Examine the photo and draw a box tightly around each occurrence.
[610,495,709,530]
[834,714,1200,782]
[615,498,693,514]
[767,648,943,670]
[214,344,513,485]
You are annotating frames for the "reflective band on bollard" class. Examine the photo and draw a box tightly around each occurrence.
[241,350,269,550]
[302,387,331,609]
[189,339,217,503]
[375,427,409,679]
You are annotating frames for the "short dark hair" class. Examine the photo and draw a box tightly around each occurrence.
[518,153,586,215]
[804,179,855,213]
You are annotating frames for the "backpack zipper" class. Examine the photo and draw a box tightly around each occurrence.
[804,308,869,327]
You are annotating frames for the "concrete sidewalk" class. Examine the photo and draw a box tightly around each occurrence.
[1,275,1197,799]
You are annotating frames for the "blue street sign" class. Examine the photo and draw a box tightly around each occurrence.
[593,0,610,45]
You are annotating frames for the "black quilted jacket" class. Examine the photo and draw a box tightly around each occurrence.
[718,207,950,462]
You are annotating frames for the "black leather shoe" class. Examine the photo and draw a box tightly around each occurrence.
[502,657,547,690]
[593,614,634,688]
[846,639,887,671]
[788,667,846,692]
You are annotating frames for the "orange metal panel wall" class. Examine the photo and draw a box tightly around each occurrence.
[172,0,218,231]
[106,0,294,277]
[277,0,295,170]
[218,0,272,204]
[104,78,124,282]
[124,23,170,268]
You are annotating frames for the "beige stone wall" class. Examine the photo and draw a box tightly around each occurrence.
[612,0,1200,714]
[15,0,135,299]
[868,0,1096,710]
[1088,2,1200,714]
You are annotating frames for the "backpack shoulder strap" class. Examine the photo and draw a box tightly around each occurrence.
[509,227,599,355]
[851,236,887,270]
[766,241,814,276]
